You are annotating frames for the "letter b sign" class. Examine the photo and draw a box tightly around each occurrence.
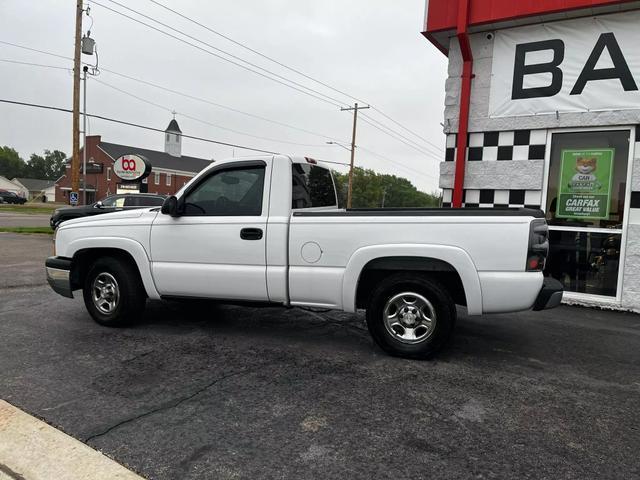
[512,40,565,100]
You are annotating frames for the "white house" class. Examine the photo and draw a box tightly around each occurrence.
[0,176,22,195]
[11,177,56,202]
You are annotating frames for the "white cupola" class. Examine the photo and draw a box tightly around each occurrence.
[164,118,182,157]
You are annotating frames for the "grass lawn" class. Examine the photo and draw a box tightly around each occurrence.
[0,227,53,235]
[0,204,62,214]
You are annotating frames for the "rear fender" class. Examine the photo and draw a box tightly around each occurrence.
[342,244,482,315]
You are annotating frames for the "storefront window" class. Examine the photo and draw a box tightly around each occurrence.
[544,130,630,298]
[546,230,621,297]
[545,130,629,229]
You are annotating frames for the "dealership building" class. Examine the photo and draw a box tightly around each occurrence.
[423,0,640,311]
[55,119,213,203]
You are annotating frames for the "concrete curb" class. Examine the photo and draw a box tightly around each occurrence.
[0,400,144,480]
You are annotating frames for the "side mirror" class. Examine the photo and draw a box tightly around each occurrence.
[94,201,103,209]
[161,195,180,217]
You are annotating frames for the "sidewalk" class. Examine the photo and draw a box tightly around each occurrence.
[0,401,144,480]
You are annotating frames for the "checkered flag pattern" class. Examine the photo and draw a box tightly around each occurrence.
[441,129,546,209]
[445,129,547,162]
[441,188,542,209]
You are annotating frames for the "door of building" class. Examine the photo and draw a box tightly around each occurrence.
[543,129,632,301]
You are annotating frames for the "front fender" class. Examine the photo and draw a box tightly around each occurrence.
[63,237,161,300]
[342,244,483,315]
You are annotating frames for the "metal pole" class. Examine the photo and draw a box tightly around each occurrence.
[82,66,88,205]
[71,0,83,204]
[340,102,369,209]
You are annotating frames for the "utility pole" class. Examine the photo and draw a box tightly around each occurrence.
[82,66,88,205]
[71,0,83,205]
[340,102,369,209]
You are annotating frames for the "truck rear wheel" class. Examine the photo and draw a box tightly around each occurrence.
[82,257,146,327]
[366,273,456,359]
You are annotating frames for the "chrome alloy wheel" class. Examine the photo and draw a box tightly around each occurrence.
[92,272,120,314]
[383,292,437,344]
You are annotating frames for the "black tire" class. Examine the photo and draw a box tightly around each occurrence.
[366,273,456,359]
[82,256,146,327]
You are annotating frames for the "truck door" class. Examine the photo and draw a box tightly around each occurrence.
[149,160,270,300]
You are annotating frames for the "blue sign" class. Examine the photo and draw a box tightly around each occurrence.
[70,191,79,206]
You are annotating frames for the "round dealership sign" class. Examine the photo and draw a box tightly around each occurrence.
[113,154,151,181]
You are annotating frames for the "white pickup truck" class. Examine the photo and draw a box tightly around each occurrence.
[46,155,562,358]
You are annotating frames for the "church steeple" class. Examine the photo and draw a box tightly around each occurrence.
[164,116,182,157]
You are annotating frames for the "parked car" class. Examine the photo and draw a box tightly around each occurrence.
[45,155,562,359]
[0,190,27,204]
[50,193,167,229]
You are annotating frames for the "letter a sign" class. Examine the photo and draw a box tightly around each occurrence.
[489,11,640,117]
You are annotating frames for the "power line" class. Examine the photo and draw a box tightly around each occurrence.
[0,58,71,71]
[0,39,349,143]
[361,113,443,158]
[92,77,336,148]
[91,77,434,178]
[0,98,278,154]
[358,116,440,160]
[371,106,444,153]
[0,42,438,179]
[0,38,442,159]
[94,1,444,157]
[92,0,344,107]
[0,40,71,60]
[146,0,443,152]
[146,0,368,106]
[358,145,439,180]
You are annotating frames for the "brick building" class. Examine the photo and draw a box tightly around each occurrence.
[55,119,213,203]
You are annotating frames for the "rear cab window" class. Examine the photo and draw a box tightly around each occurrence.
[291,163,337,210]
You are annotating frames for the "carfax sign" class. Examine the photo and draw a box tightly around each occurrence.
[557,149,613,219]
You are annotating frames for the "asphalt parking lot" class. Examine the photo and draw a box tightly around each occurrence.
[1,232,639,479]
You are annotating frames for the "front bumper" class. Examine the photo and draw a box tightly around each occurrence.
[45,256,74,298]
[532,277,563,311]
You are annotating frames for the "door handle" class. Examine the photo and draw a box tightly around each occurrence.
[240,228,263,240]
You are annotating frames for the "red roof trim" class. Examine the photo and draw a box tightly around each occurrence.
[424,0,636,33]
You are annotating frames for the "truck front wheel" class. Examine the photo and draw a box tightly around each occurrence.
[366,273,456,359]
[82,257,146,327]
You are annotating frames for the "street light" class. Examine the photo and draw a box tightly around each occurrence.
[326,141,352,152]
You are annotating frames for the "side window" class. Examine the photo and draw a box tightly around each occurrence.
[145,196,166,206]
[124,196,144,207]
[114,197,126,207]
[183,166,265,216]
[101,196,117,207]
[292,164,336,209]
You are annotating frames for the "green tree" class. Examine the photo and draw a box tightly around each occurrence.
[333,168,440,208]
[0,146,26,179]
[25,150,67,180]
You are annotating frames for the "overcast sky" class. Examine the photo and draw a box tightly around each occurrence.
[0,0,447,192]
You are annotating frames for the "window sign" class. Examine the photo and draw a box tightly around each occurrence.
[556,149,614,220]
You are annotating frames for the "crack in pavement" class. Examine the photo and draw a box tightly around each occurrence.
[84,365,264,444]
[297,308,368,338]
